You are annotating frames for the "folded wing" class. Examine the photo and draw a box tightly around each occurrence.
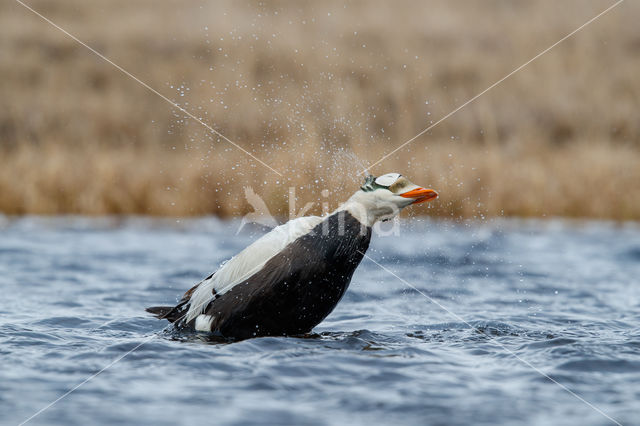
[184,216,324,323]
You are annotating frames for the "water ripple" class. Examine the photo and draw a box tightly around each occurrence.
[1,217,639,426]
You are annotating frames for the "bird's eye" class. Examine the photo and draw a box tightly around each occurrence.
[388,177,409,193]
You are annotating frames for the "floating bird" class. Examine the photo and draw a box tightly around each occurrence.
[146,173,438,340]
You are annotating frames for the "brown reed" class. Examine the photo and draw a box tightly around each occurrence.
[1,0,639,219]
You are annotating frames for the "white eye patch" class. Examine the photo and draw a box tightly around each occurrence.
[374,173,401,187]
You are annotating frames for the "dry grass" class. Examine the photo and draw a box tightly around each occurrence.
[1,0,639,219]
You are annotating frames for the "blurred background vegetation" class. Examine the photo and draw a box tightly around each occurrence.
[1,0,639,219]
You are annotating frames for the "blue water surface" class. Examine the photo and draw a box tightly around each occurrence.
[0,216,639,425]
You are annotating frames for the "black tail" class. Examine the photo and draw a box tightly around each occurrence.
[146,306,180,322]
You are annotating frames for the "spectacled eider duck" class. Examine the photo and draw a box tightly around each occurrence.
[147,173,438,340]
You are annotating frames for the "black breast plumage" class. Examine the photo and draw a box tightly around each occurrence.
[183,211,371,340]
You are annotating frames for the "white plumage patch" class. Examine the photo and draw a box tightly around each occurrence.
[194,314,214,332]
[185,215,324,323]
[375,173,401,187]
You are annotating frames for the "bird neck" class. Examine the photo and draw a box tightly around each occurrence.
[333,191,394,228]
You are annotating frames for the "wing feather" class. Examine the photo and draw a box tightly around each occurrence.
[184,216,323,322]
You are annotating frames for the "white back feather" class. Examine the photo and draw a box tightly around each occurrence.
[185,215,324,322]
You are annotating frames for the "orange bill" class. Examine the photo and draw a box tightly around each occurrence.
[400,187,438,204]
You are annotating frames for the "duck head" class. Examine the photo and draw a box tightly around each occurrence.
[341,173,438,227]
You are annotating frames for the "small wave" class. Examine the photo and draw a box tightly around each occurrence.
[621,246,640,261]
[556,359,640,373]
